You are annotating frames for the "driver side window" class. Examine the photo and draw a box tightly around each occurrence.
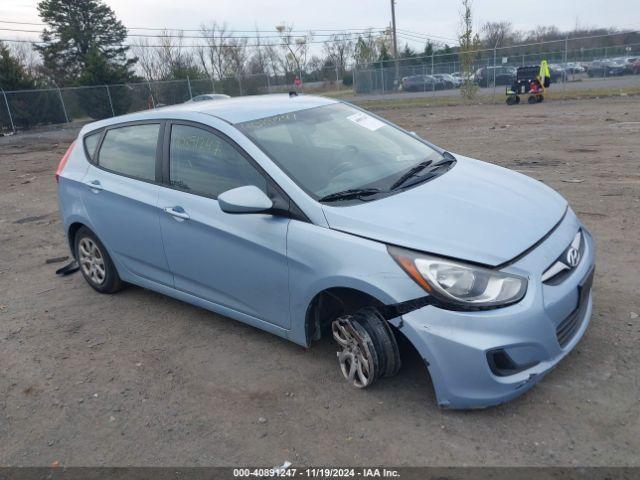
[169,124,267,198]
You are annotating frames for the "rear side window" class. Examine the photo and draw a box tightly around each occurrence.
[98,124,160,181]
[169,124,267,198]
[83,131,101,162]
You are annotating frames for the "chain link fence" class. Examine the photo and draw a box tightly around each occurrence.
[0,72,339,133]
[2,33,639,133]
[353,33,640,96]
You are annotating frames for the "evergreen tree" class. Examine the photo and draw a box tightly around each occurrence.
[378,44,392,68]
[35,0,136,86]
[423,41,434,58]
[0,42,67,129]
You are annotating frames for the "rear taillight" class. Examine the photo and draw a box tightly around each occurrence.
[55,141,76,183]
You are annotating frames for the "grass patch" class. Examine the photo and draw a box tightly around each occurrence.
[349,85,640,111]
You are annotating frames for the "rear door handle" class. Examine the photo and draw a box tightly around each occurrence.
[163,206,190,221]
[86,179,103,192]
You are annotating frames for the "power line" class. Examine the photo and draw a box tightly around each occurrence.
[397,29,459,43]
[0,20,386,34]
[396,32,460,47]
[0,26,386,40]
[0,35,370,49]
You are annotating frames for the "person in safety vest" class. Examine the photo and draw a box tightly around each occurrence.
[539,60,551,89]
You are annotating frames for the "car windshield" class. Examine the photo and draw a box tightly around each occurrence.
[238,103,444,200]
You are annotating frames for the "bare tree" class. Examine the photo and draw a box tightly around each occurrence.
[156,30,198,79]
[458,0,481,100]
[8,42,42,78]
[224,36,249,94]
[131,38,162,80]
[132,31,199,81]
[276,24,313,78]
[248,28,268,75]
[481,21,514,48]
[353,29,381,67]
[323,33,354,76]
[197,22,231,81]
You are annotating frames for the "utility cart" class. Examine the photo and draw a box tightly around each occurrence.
[506,61,551,105]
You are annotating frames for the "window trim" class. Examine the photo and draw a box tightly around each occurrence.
[161,119,309,222]
[94,120,166,185]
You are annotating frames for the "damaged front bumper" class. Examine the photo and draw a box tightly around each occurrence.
[391,225,596,410]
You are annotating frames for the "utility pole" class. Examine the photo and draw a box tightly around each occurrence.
[390,0,399,90]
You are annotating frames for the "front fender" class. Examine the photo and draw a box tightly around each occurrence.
[286,221,425,346]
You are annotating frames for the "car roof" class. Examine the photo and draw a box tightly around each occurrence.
[174,94,335,123]
[84,94,338,131]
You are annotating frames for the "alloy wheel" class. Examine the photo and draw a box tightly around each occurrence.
[332,316,376,388]
[78,237,106,285]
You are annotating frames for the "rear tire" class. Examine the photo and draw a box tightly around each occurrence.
[74,226,123,294]
[331,306,401,388]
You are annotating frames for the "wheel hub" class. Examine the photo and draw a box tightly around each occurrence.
[332,316,375,388]
[78,237,106,285]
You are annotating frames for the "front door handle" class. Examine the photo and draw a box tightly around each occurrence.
[86,179,103,192]
[163,206,190,221]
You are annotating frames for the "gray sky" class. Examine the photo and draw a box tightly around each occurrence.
[2,0,639,50]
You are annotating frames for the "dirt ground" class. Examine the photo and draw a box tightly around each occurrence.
[1,96,639,467]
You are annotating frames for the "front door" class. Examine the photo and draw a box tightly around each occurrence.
[157,122,290,328]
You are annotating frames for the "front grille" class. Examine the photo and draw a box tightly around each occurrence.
[542,230,584,285]
[556,267,594,348]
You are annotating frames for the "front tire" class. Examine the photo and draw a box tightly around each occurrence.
[331,307,401,388]
[74,227,123,294]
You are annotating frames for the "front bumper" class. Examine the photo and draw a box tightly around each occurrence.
[396,212,596,409]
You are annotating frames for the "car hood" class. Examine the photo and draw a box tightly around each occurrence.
[321,155,567,266]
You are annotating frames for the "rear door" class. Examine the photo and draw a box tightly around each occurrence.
[157,121,291,328]
[81,121,173,286]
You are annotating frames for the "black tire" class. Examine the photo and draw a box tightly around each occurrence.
[506,96,516,105]
[353,307,401,378]
[528,95,537,104]
[74,226,123,294]
[537,94,544,103]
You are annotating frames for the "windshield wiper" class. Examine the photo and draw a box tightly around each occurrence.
[389,160,433,190]
[429,153,457,168]
[319,188,381,203]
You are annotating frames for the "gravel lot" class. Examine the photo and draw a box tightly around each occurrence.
[0,96,639,467]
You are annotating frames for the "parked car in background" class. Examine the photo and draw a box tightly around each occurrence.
[622,57,640,74]
[564,62,586,74]
[474,66,517,87]
[451,71,475,83]
[56,94,595,409]
[548,65,567,83]
[186,93,231,103]
[587,60,626,77]
[401,74,444,92]
[433,73,461,88]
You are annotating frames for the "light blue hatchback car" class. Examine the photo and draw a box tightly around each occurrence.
[56,94,595,409]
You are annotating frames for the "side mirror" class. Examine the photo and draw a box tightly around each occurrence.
[218,185,273,214]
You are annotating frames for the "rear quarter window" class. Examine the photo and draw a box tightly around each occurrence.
[83,131,102,162]
[97,124,160,181]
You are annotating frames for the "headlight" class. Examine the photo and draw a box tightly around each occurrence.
[388,246,527,309]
